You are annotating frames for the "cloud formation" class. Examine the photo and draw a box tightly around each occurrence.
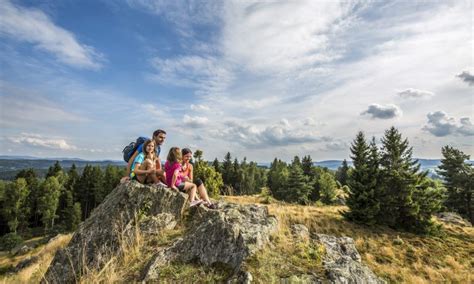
[9,133,77,150]
[183,115,208,128]
[361,104,402,119]
[397,88,434,99]
[0,0,103,69]
[423,111,474,137]
[456,71,474,86]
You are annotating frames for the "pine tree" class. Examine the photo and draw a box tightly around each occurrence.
[437,146,474,224]
[16,168,40,227]
[76,165,95,220]
[102,165,120,197]
[335,159,350,186]
[46,161,63,178]
[286,160,311,204]
[344,132,380,224]
[232,158,242,194]
[2,178,30,233]
[301,155,313,177]
[268,158,289,200]
[222,152,233,186]
[212,158,221,173]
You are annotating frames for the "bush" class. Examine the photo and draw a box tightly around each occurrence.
[0,232,23,251]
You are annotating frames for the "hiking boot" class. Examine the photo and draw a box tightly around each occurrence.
[190,200,203,208]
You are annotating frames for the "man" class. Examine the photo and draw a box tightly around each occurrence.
[122,129,167,183]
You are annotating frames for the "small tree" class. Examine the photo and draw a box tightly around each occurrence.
[193,149,224,198]
[38,176,62,231]
[318,172,337,204]
[286,158,312,205]
[2,179,30,233]
[335,159,350,186]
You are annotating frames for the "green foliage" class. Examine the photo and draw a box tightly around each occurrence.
[193,150,224,198]
[318,172,337,204]
[437,146,474,224]
[38,177,62,231]
[2,178,30,233]
[301,155,313,177]
[286,158,312,205]
[0,232,23,251]
[46,161,63,178]
[268,158,289,200]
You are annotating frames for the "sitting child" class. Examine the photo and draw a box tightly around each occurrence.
[130,139,159,184]
[164,147,202,207]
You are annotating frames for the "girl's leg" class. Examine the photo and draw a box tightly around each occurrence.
[143,160,159,184]
[183,182,197,201]
[197,184,211,204]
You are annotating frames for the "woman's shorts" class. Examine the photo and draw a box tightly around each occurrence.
[195,178,203,187]
[177,182,186,193]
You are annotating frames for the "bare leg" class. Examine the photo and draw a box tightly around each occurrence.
[197,184,211,204]
[183,182,197,201]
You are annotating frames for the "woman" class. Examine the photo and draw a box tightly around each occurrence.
[181,148,217,209]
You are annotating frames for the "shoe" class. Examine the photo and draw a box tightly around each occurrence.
[206,202,218,209]
[190,200,203,208]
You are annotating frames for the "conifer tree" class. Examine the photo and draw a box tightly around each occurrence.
[344,131,380,224]
[232,158,242,194]
[222,152,233,186]
[335,159,350,186]
[16,168,40,227]
[437,146,474,223]
[46,161,63,178]
[268,158,289,200]
[301,155,313,177]
[287,159,311,204]
[212,158,221,173]
[379,126,439,233]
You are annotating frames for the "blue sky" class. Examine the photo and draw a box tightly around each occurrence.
[0,0,472,162]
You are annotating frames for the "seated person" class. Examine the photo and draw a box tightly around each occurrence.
[130,139,159,184]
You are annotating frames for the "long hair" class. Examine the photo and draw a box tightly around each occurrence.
[167,147,182,164]
[142,139,156,161]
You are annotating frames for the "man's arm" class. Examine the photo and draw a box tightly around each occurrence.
[126,150,139,177]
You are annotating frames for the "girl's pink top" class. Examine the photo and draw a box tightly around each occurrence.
[164,161,184,188]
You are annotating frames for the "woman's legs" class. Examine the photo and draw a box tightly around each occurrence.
[137,159,159,184]
[182,181,198,201]
[197,184,211,204]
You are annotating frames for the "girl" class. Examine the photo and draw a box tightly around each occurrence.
[130,139,159,184]
[181,148,217,209]
[165,147,202,207]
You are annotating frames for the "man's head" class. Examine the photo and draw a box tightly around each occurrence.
[152,129,166,146]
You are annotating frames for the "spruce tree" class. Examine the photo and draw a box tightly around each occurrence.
[16,168,40,227]
[287,158,311,204]
[437,146,474,223]
[318,172,337,204]
[335,159,350,186]
[344,132,380,224]
[212,158,221,173]
[379,126,439,233]
[222,152,233,186]
[46,161,63,178]
[268,158,289,200]
[301,155,313,177]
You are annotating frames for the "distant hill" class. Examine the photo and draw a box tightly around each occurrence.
[0,158,125,180]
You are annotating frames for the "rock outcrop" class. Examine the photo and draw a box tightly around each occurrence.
[316,234,385,284]
[141,202,278,281]
[436,212,472,227]
[43,182,188,283]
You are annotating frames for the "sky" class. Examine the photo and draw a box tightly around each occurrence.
[0,0,472,162]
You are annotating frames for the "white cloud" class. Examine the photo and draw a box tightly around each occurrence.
[183,115,208,128]
[397,88,434,99]
[361,104,402,119]
[9,133,77,150]
[0,0,103,69]
[190,104,210,111]
[423,111,474,137]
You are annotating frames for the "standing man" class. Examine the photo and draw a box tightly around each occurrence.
[122,129,167,183]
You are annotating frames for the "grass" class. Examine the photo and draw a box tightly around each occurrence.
[223,194,474,283]
[1,194,473,283]
[0,234,72,283]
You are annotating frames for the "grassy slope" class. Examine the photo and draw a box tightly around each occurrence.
[1,195,472,283]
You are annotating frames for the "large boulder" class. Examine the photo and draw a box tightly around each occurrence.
[316,234,385,284]
[141,202,278,281]
[43,181,188,283]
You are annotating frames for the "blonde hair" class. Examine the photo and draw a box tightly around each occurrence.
[142,139,156,161]
[167,147,182,164]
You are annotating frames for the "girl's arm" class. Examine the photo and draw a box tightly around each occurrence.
[171,169,180,190]
[133,163,154,175]
[188,164,194,181]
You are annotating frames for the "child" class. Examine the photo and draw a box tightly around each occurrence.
[130,139,159,184]
[165,147,202,207]
[181,148,217,209]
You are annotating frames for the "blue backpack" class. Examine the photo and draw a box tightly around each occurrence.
[122,136,148,162]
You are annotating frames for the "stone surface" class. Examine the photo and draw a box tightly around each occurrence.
[291,224,310,242]
[42,181,187,283]
[436,212,472,227]
[142,202,278,281]
[315,233,385,284]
